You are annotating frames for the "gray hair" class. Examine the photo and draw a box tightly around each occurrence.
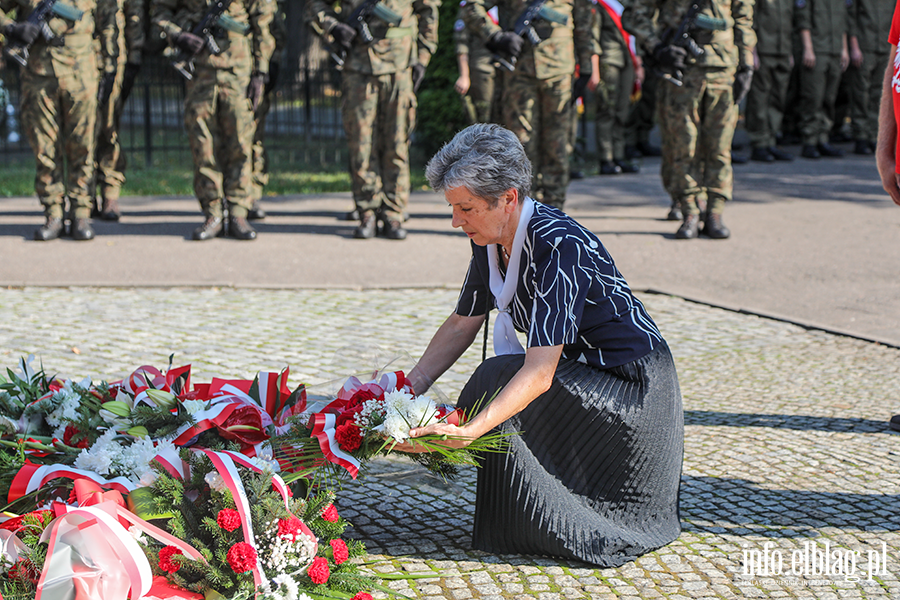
[425,123,532,206]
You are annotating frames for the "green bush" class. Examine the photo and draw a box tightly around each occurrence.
[412,0,470,161]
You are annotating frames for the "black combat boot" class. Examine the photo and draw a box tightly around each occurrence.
[34,217,65,241]
[354,211,377,239]
[192,216,224,241]
[247,201,266,220]
[675,214,701,239]
[703,212,731,239]
[100,198,121,221]
[229,216,257,240]
[381,217,407,240]
[71,218,95,241]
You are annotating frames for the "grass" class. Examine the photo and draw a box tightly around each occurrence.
[0,153,432,198]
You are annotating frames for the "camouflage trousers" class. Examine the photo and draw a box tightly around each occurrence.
[94,63,127,203]
[461,50,500,125]
[849,49,889,143]
[657,65,737,216]
[20,66,98,219]
[745,53,792,149]
[341,69,415,221]
[595,62,635,162]
[797,52,842,147]
[251,90,273,202]
[503,71,572,209]
[183,65,255,219]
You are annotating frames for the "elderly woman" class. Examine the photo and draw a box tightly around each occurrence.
[403,123,683,566]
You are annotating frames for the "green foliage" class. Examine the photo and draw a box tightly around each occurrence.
[413,0,470,161]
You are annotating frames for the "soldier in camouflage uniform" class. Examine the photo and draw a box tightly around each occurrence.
[247,0,284,220]
[847,0,893,155]
[307,0,440,240]
[795,0,850,158]
[623,0,755,239]
[745,0,795,162]
[453,3,499,124]
[1,0,118,240]
[460,0,599,210]
[93,0,144,221]
[152,0,276,240]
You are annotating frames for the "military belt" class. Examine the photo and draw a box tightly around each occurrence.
[383,26,413,39]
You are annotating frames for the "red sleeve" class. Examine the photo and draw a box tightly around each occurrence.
[891,0,900,45]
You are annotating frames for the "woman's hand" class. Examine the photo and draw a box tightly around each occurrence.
[389,422,476,453]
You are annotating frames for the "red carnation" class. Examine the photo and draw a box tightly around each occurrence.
[277,517,302,539]
[351,593,374,600]
[226,542,258,574]
[307,556,330,584]
[335,421,362,452]
[216,509,241,532]
[330,538,349,564]
[346,388,380,410]
[62,424,90,449]
[321,504,339,522]
[158,546,184,574]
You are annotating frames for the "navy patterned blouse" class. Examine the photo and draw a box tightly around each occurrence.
[455,202,663,369]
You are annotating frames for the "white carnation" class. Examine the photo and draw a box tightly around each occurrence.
[205,471,229,493]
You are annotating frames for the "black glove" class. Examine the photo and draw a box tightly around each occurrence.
[330,22,356,52]
[733,66,753,105]
[247,72,267,110]
[97,71,116,105]
[173,31,204,55]
[571,74,590,103]
[652,43,688,71]
[265,60,280,95]
[3,22,41,45]
[120,62,141,102]
[411,63,426,92]
[485,31,524,58]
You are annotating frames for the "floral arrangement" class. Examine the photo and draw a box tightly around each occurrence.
[0,356,503,600]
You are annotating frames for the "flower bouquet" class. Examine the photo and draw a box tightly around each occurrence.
[276,370,512,482]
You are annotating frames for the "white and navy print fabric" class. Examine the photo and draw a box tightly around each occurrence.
[455,201,663,369]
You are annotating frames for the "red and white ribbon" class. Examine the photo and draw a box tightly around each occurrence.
[310,412,361,478]
[8,463,137,503]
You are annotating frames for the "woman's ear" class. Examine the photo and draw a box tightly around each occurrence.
[503,188,519,213]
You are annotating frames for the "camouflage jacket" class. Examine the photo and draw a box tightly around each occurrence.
[848,0,891,53]
[597,1,627,68]
[792,0,848,56]
[152,0,276,74]
[754,0,793,55]
[0,0,118,75]
[95,0,144,67]
[621,0,755,69]
[306,0,440,76]
[460,0,599,79]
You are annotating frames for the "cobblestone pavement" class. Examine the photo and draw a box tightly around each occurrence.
[1,286,899,599]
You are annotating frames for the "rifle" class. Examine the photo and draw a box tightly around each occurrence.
[328,0,403,68]
[170,0,249,80]
[659,0,726,86]
[492,0,568,72]
[2,0,84,68]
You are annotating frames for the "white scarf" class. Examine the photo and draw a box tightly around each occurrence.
[486,197,534,356]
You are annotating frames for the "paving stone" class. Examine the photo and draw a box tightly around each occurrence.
[1,287,898,600]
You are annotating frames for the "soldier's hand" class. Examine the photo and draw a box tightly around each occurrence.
[330,22,356,52]
[486,31,524,59]
[174,31,205,56]
[3,22,41,45]
[411,64,426,92]
[98,71,116,105]
[732,66,752,105]
[247,72,267,110]
[652,44,687,71]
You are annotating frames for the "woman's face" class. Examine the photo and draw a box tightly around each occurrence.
[445,186,516,247]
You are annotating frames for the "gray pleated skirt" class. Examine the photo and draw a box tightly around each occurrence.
[456,341,684,566]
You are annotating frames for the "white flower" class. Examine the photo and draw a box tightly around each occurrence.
[271,574,299,600]
[205,471,228,493]
[180,399,207,415]
[128,526,146,544]
[73,430,122,476]
[138,470,158,487]
[406,394,439,428]
[377,411,411,442]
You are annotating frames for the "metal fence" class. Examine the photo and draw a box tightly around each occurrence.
[0,1,350,170]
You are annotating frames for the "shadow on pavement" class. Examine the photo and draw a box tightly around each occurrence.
[685,411,895,433]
